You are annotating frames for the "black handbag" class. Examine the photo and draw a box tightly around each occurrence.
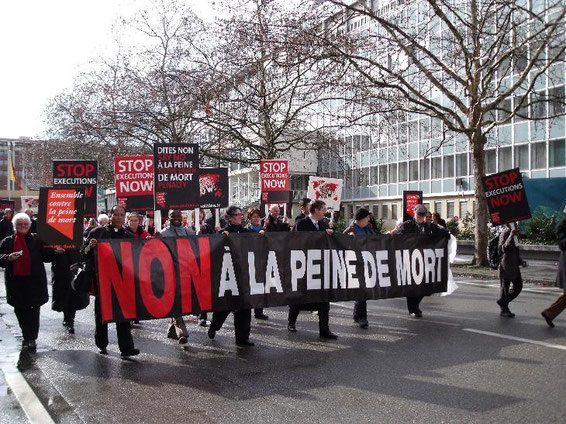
[70,261,92,293]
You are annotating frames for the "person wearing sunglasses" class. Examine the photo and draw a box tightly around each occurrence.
[397,204,448,318]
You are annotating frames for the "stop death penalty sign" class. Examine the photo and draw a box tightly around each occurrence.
[260,159,289,191]
[114,155,154,212]
[95,232,449,323]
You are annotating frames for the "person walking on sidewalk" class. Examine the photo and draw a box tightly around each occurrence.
[541,210,566,327]
[497,223,526,318]
[0,213,54,352]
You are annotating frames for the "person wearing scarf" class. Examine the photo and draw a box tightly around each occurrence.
[0,213,54,352]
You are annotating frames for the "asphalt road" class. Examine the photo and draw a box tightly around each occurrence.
[1,277,565,424]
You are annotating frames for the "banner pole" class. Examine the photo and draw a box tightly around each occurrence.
[155,210,162,233]
[195,207,201,233]
[215,208,220,230]
[283,203,287,218]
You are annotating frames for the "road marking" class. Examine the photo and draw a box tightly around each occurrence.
[463,328,566,351]
[457,281,563,294]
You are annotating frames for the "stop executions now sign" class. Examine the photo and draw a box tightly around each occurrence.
[483,168,531,225]
[114,155,154,212]
[260,159,289,192]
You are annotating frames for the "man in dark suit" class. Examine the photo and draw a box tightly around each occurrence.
[288,200,338,339]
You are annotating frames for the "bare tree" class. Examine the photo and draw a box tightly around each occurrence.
[313,0,565,265]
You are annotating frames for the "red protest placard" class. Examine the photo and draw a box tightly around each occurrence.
[114,156,154,211]
[260,159,289,192]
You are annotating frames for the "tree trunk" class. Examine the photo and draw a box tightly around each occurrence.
[471,132,489,266]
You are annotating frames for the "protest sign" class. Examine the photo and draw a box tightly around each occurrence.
[483,168,531,225]
[307,177,343,213]
[95,232,449,323]
[21,196,39,214]
[403,191,423,222]
[198,168,229,209]
[0,199,16,212]
[53,160,97,217]
[153,144,199,210]
[260,159,289,191]
[114,155,154,211]
[37,187,85,249]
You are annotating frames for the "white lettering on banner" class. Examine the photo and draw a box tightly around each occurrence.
[396,250,411,286]
[323,249,331,289]
[119,180,153,194]
[290,250,306,291]
[396,249,444,286]
[248,252,264,295]
[345,250,359,288]
[265,251,283,293]
[375,250,391,287]
[118,158,152,173]
[219,248,239,296]
[361,251,376,288]
[411,250,424,285]
[306,249,322,290]
[423,249,436,283]
[331,250,347,289]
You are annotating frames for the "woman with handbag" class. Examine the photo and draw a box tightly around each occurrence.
[0,213,54,352]
[51,248,88,334]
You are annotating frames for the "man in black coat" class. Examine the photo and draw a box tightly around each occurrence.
[81,205,139,357]
[497,223,525,317]
[0,208,14,241]
[398,204,448,318]
[292,197,311,230]
[288,200,338,339]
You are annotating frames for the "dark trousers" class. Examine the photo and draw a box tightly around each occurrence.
[254,308,265,317]
[94,296,134,352]
[498,277,523,309]
[63,309,76,324]
[543,290,566,321]
[407,296,425,313]
[14,306,41,342]
[210,309,251,342]
[353,301,367,322]
[288,302,330,334]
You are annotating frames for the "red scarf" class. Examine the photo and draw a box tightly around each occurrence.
[13,234,31,276]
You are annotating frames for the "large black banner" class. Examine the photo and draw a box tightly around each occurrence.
[483,168,531,225]
[153,143,199,211]
[96,232,449,323]
[53,160,98,218]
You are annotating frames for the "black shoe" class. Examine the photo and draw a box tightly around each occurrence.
[255,313,269,320]
[236,340,255,347]
[68,326,75,334]
[410,310,423,318]
[500,310,515,318]
[27,340,37,352]
[199,319,208,327]
[63,321,70,327]
[358,319,369,329]
[98,348,108,355]
[120,348,140,357]
[207,327,216,339]
[287,323,297,332]
[320,331,338,340]
[541,312,555,328]
[178,336,188,345]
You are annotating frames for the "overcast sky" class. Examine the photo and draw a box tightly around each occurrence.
[0,0,214,140]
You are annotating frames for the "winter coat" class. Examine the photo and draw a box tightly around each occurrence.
[262,215,290,232]
[51,249,87,312]
[125,225,151,239]
[498,229,523,281]
[0,233,54,308]
[221,224,251,234]
[398,219,448,235]
[555,218,566,289]
[161,225,195,237]
[0,218,14,241]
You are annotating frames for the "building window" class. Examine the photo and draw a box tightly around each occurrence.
[382,204,389,220]
[434,201,442,215]
[459,200,468,218]
[485,150,496,174]
[455,153,467,177]
[443,155,454,178]
[514,144,529,170]
[549,139,566,168]
[532,142,547,169]
[389,163,398,183]
[391,203,398,220]
[549,86,565,116]
[409,160,419,181]
[498,147,512,171]
[372,205,379,217]
[371,166,378,185]
[420,158,430,180]
[379,165,388,184]
[432,157,442,179]
[446,201,455,219]
[399,162,408,182]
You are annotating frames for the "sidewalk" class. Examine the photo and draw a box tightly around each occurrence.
[452,255,559,285]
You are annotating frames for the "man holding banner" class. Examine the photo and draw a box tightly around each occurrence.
[82,205,140,357]
[288,200,338,340]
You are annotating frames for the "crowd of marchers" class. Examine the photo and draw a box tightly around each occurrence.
[1,200,565,358]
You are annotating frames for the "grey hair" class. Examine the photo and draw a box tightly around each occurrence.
[12,212,31,229]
